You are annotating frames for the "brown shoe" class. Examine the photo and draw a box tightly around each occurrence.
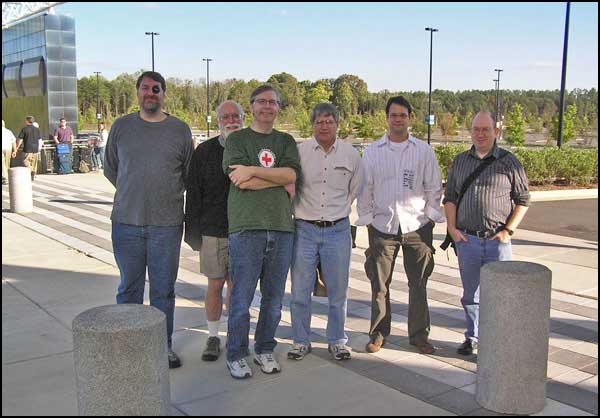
[412,340,435,355]
[365,335,386,353]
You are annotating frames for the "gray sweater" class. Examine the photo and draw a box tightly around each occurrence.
[104,112,193,226]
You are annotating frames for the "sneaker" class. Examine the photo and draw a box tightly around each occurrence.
[287,343,312,361]
[254,353,281,374]
[202,336,221,361]
[227,358,253,379]
[365,335,386,353]
[328,343,351,361]
[457,339,477,356]
[168,349,181,369]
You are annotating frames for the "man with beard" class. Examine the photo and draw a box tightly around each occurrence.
[185,100,245,361]
[104,71,194,369]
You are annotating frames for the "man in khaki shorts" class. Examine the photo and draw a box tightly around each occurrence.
[185,100,245,361]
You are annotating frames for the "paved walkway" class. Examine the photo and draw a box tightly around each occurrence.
[2,173,598,416]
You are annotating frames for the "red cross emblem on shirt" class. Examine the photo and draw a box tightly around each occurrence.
[258,149,276,168]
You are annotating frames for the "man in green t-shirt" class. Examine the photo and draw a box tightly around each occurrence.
[222,85,301,379]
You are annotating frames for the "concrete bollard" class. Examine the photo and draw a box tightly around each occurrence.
[72,304,171,416]
[8,167,33,213]
[476,261,552,415]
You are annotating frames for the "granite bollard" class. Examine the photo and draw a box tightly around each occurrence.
[8,166,33,213]
[476,261,552,414]
[72,304,170,416]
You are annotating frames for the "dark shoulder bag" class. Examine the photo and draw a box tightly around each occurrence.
[440,151,509,254]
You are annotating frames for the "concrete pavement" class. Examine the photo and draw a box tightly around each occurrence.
[2,173,598,415]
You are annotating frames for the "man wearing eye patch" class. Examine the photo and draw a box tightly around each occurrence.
[104,71,194,370]
[444,111,529,356]
[184,100,245,362]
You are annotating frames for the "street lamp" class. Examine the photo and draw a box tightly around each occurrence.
[145,32,160,71]
[494,68,503,129]
[203,58,213,138]
[557,2,571,148]
[94,71,101,133]
[121,93,127,116]
[425,27,438,145]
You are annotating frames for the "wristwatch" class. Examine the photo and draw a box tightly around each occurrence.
[504,227,514,236]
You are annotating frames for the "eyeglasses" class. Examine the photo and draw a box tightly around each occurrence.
[314,120,337,127]
[218,113,242,121]
[388,113,410,119]
[253,98,279,106]
[472,127,493,134]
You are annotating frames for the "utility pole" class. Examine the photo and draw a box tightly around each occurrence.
[203,58,213,138]
[145,32,159,71]
[557,2,571,148]
[94,71,101,133]
[425,27,438,145]
[494,68,503,137]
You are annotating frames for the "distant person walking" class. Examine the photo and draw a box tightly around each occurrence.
[2,120,17,185]
[223,85,300,379]
[16,116,42,181]
[184,100,245,361]
[104,71,194,369]
[357,96,445,355]
[444,111,530,356]
[97,122,108,169]
[53,117,74,174]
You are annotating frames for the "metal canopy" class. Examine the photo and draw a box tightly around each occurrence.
[2,2,65,28]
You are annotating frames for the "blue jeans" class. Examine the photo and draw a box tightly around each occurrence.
[456,235,512,342]
[226,230,294,362]
[291,219,351,345]
[112,222,183,348]
[97,146,105,168]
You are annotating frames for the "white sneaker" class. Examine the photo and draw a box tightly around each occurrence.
[328,343,351,361]
[287,343,312,361]
[253,353,281,374]
[226,358,253,379]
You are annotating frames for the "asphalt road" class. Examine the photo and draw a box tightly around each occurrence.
[520,199,598,242]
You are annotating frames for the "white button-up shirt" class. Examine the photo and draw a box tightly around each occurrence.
[357,133,445,234]
[294,137,362,221]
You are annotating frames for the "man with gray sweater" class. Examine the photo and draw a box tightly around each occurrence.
[104,71,194,369]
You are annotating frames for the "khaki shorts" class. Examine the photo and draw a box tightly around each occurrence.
[199,235,229,279]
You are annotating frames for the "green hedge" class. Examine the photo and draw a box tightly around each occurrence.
[433,144,598,186]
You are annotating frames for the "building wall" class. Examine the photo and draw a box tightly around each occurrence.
[2,14,78,141]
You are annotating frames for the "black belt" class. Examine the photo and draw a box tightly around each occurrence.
[300,217,347,228]
[461,227,504,239]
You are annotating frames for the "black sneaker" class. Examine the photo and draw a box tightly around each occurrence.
[457,339,477,356]
[202,336,221,361]
[168,349,182,369]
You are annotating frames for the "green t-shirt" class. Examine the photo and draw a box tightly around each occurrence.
[223,127,301,234]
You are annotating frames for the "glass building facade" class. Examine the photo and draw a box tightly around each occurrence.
[2,13,78,142]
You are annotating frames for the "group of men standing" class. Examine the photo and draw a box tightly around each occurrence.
[104,71,529,378]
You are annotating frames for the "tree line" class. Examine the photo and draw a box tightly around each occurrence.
[77,71,598,143]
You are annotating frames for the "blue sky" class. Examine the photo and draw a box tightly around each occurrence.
[56,2,598,92]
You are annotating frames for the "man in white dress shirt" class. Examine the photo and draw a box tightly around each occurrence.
[357,96,444,355]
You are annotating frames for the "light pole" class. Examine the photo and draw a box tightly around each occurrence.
[145,32,159,71]
[425,27,438,145]
[557,2,571,148]
[203,58,213,138]
[494,68,503,129]
[121,93,127,116]
[94,71,101,133]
